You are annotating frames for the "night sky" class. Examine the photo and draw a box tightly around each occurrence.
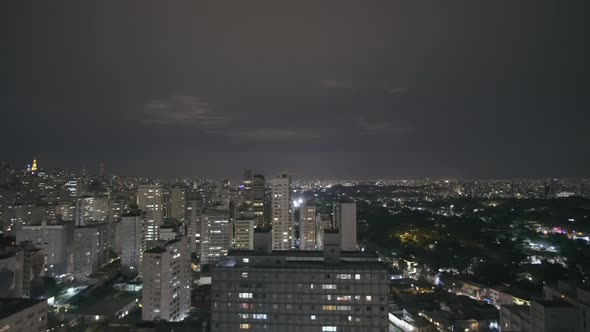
[1,1,588,179]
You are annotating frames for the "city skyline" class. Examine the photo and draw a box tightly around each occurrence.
[1,1,589,179]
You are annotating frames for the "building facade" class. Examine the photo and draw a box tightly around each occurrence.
[211,232,389,331]
[0,299,47,332]
[271,172,292,250]
[16,220,73,276]
[137,185,164,243]
[333,203,357,251]
[299,204,317,250]
[234,218,255,250]
[142,238,191,322]
[200,209,232,265]
[252,174,266,228]
[117,214,145,275]
[73,223,108,281]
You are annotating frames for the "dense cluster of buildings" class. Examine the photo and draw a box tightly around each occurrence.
[0,160,587,331]
[0,161,379,330]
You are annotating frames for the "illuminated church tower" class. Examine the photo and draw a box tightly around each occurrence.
[31,157,38,173]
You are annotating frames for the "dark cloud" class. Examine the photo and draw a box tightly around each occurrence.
[0,0,588,178]
[140,95,227,127]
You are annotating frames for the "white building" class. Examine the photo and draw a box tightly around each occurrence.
[333,202,357,251]
[142,237,191,322]
[137,185,164,243]
[271,172,293,250]
[117,214,145,275]
[211,231,389,331]
[73,223,108,281]
[200,210,232,265]
[16,220,73,276]
[0,298,47,332]
[299,204,317,250]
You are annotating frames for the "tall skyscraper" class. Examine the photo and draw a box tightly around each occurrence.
[200,209,232,265]
[271,172,292,250]
[299,203,317,250]
[142,237,191,322]
[252,174,266,228]
[333,202,357,251]
[137,185,163,243]
[73,223,108,281]
[117,213,145,275]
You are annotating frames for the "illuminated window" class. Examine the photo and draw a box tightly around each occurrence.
[322,327,337,332]
[336,295,351,301]
[253,314,268,319]
[365,296,372,301]
[322,284,337,290]
[323,305,336,311]
[243,258,250,263]
[311,315,316,320]
[337,274,351,279]
[354,274,361,280]
[239,293,253,299]
[241,272,249,278]
[240,324,251,329]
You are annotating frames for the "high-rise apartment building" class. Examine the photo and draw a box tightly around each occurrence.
[117,213,145,275]
[333,202,357,251]
[271,172,292,250]
[299,204,317,250]
[186,199,202,253]
[164,187,186,221]
[142,237,191,322]
[15,244,45,298]
[211,230,389,331]
[3,204,46,234]
[234,218,255,250]
[243,170,253,205]
[73,223,108,281]
[16,220,73,276]
[200,209,232,265]
[137,185,164,243]
[315,213,333,251]
[252,174,266,228]
[79,197,109,224]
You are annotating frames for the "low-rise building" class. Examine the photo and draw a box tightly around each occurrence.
[211,230,389,331]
